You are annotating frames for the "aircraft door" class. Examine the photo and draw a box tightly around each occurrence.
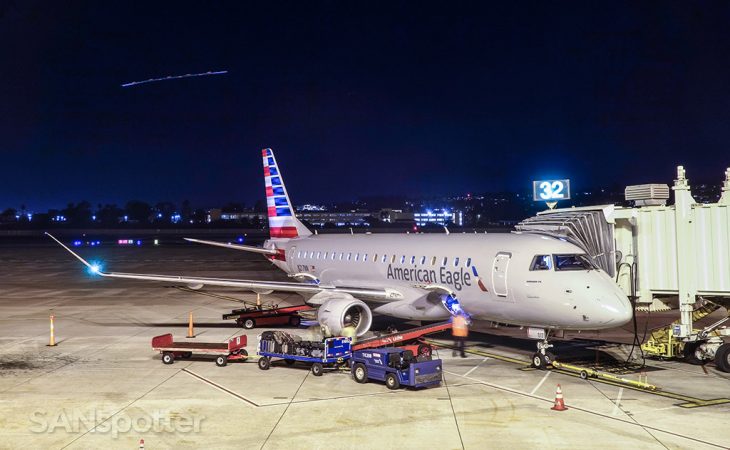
[492,252,511,299]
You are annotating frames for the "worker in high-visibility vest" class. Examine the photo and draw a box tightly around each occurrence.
[452,313,469,358]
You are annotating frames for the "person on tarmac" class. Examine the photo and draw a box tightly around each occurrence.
[452,313,469,358]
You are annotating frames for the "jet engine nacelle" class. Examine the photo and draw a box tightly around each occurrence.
[313,292,373,337]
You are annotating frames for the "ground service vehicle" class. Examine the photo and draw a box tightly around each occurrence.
[223,304,312,329]
[351,347,443,389]
[257,332,351,376]
[151,333,248,366]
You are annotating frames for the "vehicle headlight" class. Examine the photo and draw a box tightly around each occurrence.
[415,369,420,374]
[436,366,441,371]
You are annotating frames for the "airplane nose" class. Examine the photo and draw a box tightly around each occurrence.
[600,292,633,326]
[614,293,634,325]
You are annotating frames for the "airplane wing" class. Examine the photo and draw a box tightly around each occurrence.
[45,233,398,300]
[183,238,278,255]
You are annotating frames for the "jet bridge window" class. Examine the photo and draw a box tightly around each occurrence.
[530,255,553,271]
[553,254,595,271]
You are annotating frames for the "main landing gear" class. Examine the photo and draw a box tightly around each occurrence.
[532,336,555,370]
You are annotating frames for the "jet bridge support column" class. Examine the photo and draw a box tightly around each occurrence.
[672,166,697,338]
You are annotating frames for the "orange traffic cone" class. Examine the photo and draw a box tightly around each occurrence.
[186,312,195,338]
[551,384,568,411]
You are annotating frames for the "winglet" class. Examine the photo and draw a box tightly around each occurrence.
[45,232,103,274]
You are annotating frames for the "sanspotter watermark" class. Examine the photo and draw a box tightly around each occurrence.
[29,408,204,438]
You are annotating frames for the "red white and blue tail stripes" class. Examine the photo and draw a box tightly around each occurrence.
[262,148,311,239]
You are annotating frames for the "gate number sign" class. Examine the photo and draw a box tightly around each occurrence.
[532,179,571,201]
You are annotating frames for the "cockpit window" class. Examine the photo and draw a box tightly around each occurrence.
[530,255,553,271]
[553,254,595,271]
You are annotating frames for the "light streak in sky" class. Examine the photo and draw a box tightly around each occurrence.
[121,70,228,88]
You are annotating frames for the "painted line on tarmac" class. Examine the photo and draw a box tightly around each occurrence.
[444,370,726,449]
[530,370,551,395]
[612,387,624,416]
[463,357,489,377]
[182,367,259,406]
[432,339,730,409]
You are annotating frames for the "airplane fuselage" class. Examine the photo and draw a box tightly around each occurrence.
[266,232,633,330]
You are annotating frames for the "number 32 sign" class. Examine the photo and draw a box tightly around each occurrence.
[532,179,571,201]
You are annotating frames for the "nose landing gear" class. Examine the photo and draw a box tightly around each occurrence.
[532,336,555,369]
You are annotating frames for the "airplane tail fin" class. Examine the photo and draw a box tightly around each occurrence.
[262,148,312,239]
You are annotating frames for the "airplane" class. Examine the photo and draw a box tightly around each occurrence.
[47,148,633,368]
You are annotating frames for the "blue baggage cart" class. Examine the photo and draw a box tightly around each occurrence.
[257,335,352,376]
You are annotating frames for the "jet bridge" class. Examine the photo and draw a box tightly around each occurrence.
[516,167,730,369]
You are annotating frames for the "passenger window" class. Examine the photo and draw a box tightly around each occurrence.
[347,252,352,261]
[339,252,344,260]
[530,255,553,271]
[454,257,460,267]
[391,255,396,264]
[400,255,406,264]
[297,251,301,258]
[466,258,471,267]
[309,251,314,258]
[316,251,321,259]
[442,257,448,266]
[431,256,437,266]
[363,254,368,262]
[410,256,415,264]
[355,253,360,261]
[373,254,378,263]
[420,256,426,265]
[332,252,336,260]
[323,252,328,259]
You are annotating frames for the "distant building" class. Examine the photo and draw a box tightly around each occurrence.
[414,209,463,227]
[296,210,370,227]
[378,208,414,224]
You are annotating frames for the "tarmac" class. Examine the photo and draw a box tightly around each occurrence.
[1,238,729,449]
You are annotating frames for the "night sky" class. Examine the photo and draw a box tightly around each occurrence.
[3,1,730,211]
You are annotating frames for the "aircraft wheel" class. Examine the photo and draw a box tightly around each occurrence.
[162,353,174,365]
[715,343,730,372]
[258,356,271,370]
[385,373,400,390]
[311,363,324,376]
[215,356,227,367]
[353,363,368,383]
[531,353,544,369]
